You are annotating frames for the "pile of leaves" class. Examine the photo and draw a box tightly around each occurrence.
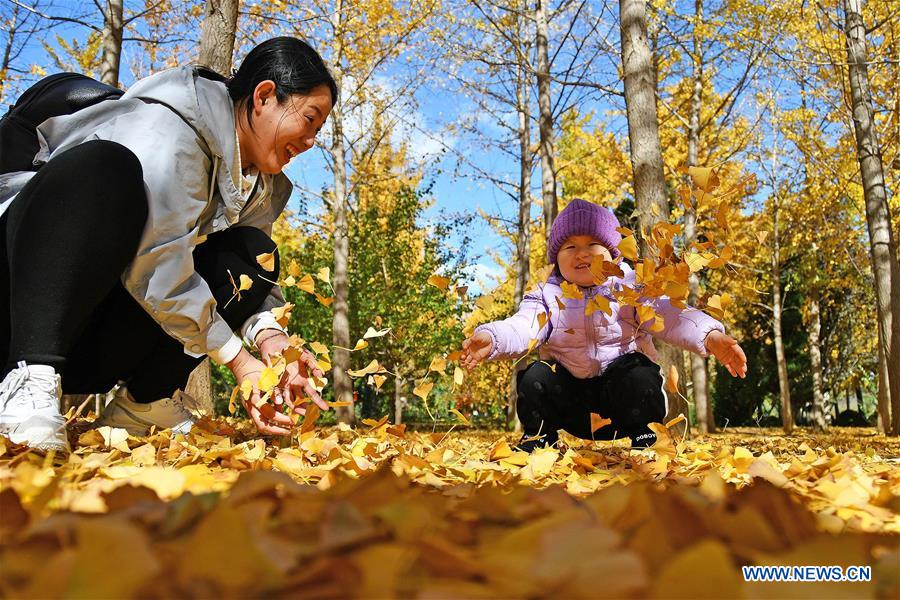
[1,419,898,597]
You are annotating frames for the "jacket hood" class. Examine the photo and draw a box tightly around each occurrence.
[124,66,248,221]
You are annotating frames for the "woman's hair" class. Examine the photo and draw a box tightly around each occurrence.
[226,37,338,129]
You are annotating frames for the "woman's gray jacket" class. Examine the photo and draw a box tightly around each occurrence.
[0,66,291,364]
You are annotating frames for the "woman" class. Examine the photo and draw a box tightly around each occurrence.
[0,37,335,453]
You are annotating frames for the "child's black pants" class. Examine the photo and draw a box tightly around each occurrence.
[0,140,278,403]
[516,352,668,447]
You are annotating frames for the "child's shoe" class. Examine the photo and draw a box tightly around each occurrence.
[96,386,195,436]
[630,430,657,448]
[514,430,559,453]
[0,361,70,453]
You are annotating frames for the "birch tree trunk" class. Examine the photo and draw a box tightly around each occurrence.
[843,0,900,435]
[683,0,711,433]
[99,0,124,87]
[771,196,793,433]
[329,2,355,424]
[198,0,240,76]
[619,0,689,437]
[807,296,826,430]
[508,49,532,432]
[394,374,404,425]
[535,0,557,233]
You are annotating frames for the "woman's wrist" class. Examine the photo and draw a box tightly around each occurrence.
[256,329,289,358]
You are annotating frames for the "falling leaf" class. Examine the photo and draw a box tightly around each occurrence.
[363,326,391,339]
[665,364,680,395]
[372,374,387,390]
[315,293,334,307]
[475,295,494,311]
[255,252,276,272]
[296,274,316,294]
[556,297,567,311]
[287,260,302,278]
[453,367,464,386]
[271,302,294,328]
[685,252,710,273]
[618,236,638,261]
[590,413,612,433]
[413,380,434,401]
[755,231,769,245]
[585,295,612,316]
[449,409,470,426]
[687,166,721,192]
[348,360,384,378]
[428,357,447,375]
[446,350,462,362]
[561,281,582,299]
[316,267,331,284]
[427,274,451,291]
[309,341,330,356]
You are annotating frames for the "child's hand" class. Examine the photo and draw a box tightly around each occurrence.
[461,331,493,370]
[705,330,748,378]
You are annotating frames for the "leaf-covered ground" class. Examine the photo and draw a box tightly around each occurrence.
[1,418,898,598]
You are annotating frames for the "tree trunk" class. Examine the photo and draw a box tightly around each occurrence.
[843,0,900,435]
[535,0,557,234]
[683,0,711,433]
[198,0,240,76]
[807,296,826,430]
[329,3,355,424]
[507,48,532,433]
[619,0,689,437]
[0,2,19,100]
[771,197,793,433]
[100,0,124,87]
[394,375,403,425]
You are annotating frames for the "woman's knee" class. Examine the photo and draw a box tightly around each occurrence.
[37,140,147,232]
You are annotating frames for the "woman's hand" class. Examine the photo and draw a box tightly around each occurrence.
[257,330,330,414]
[705,330,748,378]
[226,348,295,435]
[461,331,493,370]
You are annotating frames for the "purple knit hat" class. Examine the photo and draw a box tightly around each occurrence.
[547,198,622,264]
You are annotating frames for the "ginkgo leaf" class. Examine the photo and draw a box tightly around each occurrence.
[258,366,281,393]
[561,281,582,299]
[240,379,253,401]
[287,260,302,278]
[363,326,391,339]
[537,311,548,330]
[427,274,450,290]
[255,252,276,272]
[336,339,368,352]
[453,366,464,386]
[475,295,494,311]
[316,267,331,284]
[372,374,387,390]
[228,386,240,415]
[446,350,462,362]
[413,380,434,400]
[585,295,612,316]
[590,413,612,433]
[449,408,470,426]
[348,360,383,378]
[296,274,316,294]
[685,252,710,273]
[315,293,334,307]
[618,235,638,261]
[428,356,447,374]
[687,166,720,192]
[272,302,294,328]
[526,339,538,353]
[237,274,253,292]
[665,364,680,395]
[309,341,330,356]
[716,202,730,231]
[283,275,296,287]
[556,297,566,311]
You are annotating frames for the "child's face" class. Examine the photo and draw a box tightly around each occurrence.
[557,235,612,287]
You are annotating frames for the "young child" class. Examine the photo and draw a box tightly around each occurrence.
[461,198,747,452]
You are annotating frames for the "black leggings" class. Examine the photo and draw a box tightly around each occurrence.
[1,140,279,402]
[516,352,668,447]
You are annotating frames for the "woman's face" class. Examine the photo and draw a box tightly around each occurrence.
[237,80,333,174]
[557,235,612,287]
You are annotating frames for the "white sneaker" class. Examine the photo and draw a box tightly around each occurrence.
[0,361,70,453]
[96,387,195,436]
